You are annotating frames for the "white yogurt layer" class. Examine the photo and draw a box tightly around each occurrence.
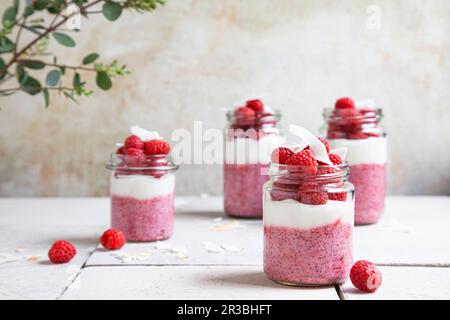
[225,134,286,164]
[110,173,175,200]
[264,198,354,229]
[328,137,387,165]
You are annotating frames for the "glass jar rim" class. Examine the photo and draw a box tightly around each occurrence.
[322,107,383,120]
[268,162,350,183]
[226,108,282,120]
[105,153,179,171]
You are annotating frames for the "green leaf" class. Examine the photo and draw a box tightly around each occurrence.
[102,2,123,21]
[96,71,112,90]
[53,32,76,47]
[63,91,78,104]
[82,53,99,65]
[46,69,60,86]
[73,72,81,87]
[24,5,35,17]
[0,37,14,53]
[43,88,49,108]
[16,64,28,84]
[21,76,41,95]
[0,57,5,80]
[21,59,46,70]
[2,7,17,27]
[33,0,48,11]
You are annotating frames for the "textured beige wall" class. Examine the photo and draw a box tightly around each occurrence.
[0,0,449,196]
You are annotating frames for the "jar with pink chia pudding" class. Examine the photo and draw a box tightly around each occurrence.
[320,97,387,225]
[223,99,285,218]
[107,133,178,242]
[263,158,355,286]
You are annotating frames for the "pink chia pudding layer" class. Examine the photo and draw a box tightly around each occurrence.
[111,193,174,242]
[264,220,353,285]
[349,163,386,225]
[224,163,268,218]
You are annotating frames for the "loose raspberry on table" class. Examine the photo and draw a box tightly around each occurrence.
[246,99,264,113]
[100,229,126,250]
[124,135,144,150]
[335,97,355,109]
[285,149,318,175]
[350,260,382,293]
[271,147,294,164]
[296,182,328,205]
[48,240,77,264]
[144,140,171,155]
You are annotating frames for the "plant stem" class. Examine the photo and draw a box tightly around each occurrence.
[3,0,104,73]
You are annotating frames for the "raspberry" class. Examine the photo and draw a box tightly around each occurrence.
[246,99,264,113]
[124,135,144,150]
[48,240,77,264]
[144,140,171,155]
[328,153,342,165]
[116,146,125,155]
[347,132,369,140]
[335,97,355,109]
[235,106,255,118]
[350,260,382,293]
[271,147,294,164]
[100,228,126,250]
[285,149,318,175]
[328,192,347,201]
[296,182,328,205]
[125,147,146,166]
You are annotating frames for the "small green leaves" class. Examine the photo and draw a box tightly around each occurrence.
[0,57,5,80]
[82,53,99,65]
[0,37,14,53]
[33,0,49,11]
[21,59,46,69]
[53,32,76,47]
[102,2,123,21]
[24,5,34,17]
[96,71,112,90]
[46,70,60,86]
[21,76,42,95]
[43,88,49,108]
[2,7,17,28]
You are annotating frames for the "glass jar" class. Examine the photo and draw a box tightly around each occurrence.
[106,153,178,241]
[224,109,285,218]
[320,105,387,225]
[263,162,354,286]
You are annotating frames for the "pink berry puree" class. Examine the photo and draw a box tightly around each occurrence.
[264,220,353,285]
[224,163,268,218]
[349,163,386,225]
[111,193,174,241]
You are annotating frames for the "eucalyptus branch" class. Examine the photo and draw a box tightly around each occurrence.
[0,0,166,108]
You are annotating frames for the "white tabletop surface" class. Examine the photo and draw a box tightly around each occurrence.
[0,196,449,300]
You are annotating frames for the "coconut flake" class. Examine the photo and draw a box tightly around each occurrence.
[202,242,224,253]
[152,242,189,259]
[0,254,23,265]
[129,125,161,141]
[210,220,244,232]
[221,244,244,253]
[111,251,152,264]
[289,124,332,165]
[329,147,348,161]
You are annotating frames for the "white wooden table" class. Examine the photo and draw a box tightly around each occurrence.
[0,196,449,300]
